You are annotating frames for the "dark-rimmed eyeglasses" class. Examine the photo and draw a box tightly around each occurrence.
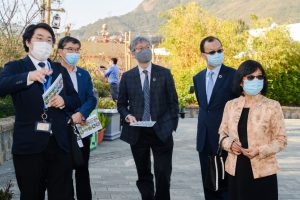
[245,75,264,81]
[204,49,223,55]
[63,48,81,53]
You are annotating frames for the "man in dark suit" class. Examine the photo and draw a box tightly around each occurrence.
[57,36,97,200]
[117,36,179,200]
[193,36,236,200]
[0,23,80,200]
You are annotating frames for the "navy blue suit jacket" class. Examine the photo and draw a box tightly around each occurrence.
[0,56,81,154]
[193,65,236,153]
[69,66,97,119]
[117,64,179,145]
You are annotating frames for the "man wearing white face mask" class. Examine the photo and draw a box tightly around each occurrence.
[193,36,236,200]
[0,23,81,200]
[57,36,97,200]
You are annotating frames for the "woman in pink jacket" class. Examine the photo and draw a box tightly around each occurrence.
[219,60,287,200]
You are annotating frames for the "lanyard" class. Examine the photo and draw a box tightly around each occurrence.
[42,62,53,110]
[42,62,53,92]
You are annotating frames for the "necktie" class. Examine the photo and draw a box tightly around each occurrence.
[38,62,46,68]
[206,71,214,103]
[38,62,49,85]
[142,70,151,121]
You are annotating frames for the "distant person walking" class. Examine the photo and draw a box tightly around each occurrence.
[101,57,120,100]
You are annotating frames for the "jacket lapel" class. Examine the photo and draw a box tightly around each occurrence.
[197,69,208,107]
[150,64,158,98]
[76,68,82,95]
[133,66,143,96]
[209,65,226,105]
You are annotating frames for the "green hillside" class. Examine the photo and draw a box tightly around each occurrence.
[72,0,300,39]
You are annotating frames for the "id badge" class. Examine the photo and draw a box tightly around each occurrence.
[77,137,84,148]
[35,121,52,133]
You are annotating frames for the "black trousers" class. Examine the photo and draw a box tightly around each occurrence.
[13,136,72,200]
[72,136,92,200]
[130,128,173,200]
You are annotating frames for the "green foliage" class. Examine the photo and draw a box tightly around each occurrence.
[98,97,117,109]
[160,2,300,106]
[98,113,110,129]
[0,180,14,200]
[244,18,300,105]
[160,2,248,106]
[0,96,15,118]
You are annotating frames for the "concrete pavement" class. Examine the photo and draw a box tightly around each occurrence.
[0,119,299,200]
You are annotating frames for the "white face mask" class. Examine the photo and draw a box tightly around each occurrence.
[30,41,53,61]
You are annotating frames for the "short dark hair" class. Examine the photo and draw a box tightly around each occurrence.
[200,36,222,53]
[232,60,268,96]
[22,23,55,52]
[58,36,81,49]
[111,57,118,65]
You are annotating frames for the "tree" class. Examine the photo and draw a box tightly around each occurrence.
[159,2,300,106]
[159,2,248,106]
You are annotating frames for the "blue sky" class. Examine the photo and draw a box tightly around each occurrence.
[59,0,144,30]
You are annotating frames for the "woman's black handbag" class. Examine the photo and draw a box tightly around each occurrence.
[204,136,228,191]
[70,121,85,169]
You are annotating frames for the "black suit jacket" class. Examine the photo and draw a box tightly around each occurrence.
[0,56,81,154]
[193,65,236,153]
[117,64,179,145]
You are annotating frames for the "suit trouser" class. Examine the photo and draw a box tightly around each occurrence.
[109,83,119,101]
[130,128,173,200]
[198,136,228,200]
[13,136,72,200]
[72,136,92,200]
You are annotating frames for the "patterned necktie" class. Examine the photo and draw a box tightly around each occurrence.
[206,71,214,103]
[142,70,151,121]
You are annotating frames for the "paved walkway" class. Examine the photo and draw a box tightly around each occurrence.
[0,119,299,200]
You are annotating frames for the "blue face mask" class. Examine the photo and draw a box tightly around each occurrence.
[207,52,224,67]
[65,53,80,66]
[243,79,264,96]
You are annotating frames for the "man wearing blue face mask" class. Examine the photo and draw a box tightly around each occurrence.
[57,36,97,200]
[193,36,236,200]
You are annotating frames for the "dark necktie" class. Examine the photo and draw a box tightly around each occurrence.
[142,70,151,121]
[38,62,46,68]
[38,62,49,84]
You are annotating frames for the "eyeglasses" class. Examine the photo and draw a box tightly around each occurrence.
[63,48,81,53]
[245,75,264,81]
[204,49,223,55]
[134,46,151,52]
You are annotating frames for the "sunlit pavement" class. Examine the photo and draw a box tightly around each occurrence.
[0,119,299,200]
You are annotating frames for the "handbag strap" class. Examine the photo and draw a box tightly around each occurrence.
[217,135,229,156]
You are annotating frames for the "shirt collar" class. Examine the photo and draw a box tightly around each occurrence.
[206,65,221,77]
[68,66,77,73]
[138,63,152,75]
[28,55,48,70]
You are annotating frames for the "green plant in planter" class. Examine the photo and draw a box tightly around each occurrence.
[98,113,110,130]
[98,97,117,109]
[93,79,110,98]
[0,180,14,200]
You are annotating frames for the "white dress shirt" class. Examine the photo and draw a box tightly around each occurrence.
[27,55,49,85]
[206,65,221,90]
[138,63,152,89]
[67,66,78,92]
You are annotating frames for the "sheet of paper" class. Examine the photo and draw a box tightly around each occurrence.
[75,114,102,138]
[42,74,64,105]
[130,121,156,127]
